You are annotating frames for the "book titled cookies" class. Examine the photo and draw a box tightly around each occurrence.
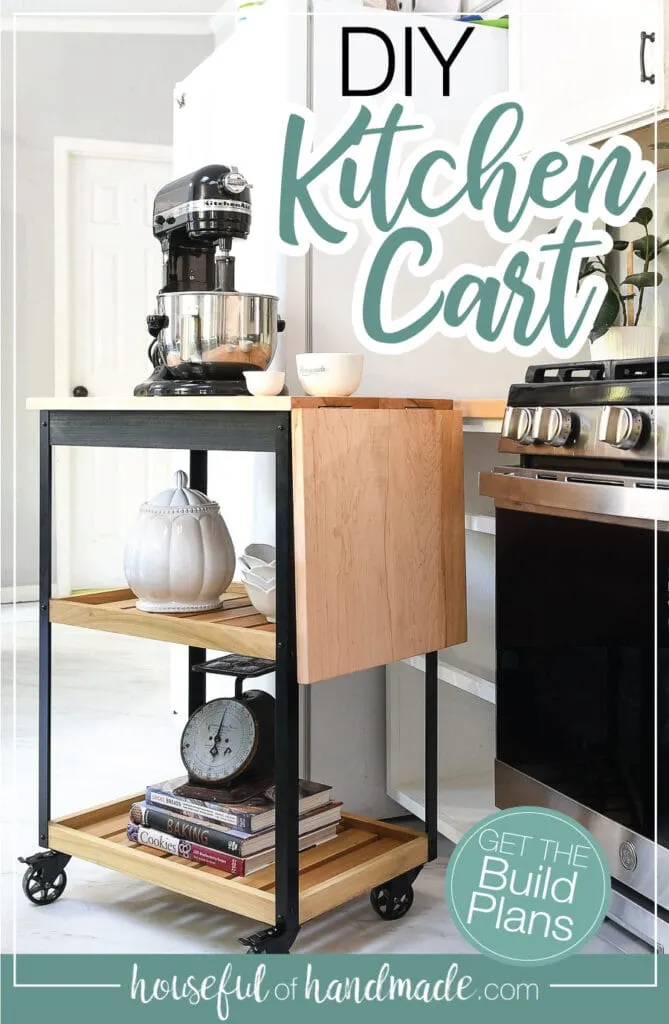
[126,822,337,876]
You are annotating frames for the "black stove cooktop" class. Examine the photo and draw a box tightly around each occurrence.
[509,357,669,407]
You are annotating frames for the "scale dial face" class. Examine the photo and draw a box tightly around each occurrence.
[180,698,257,784]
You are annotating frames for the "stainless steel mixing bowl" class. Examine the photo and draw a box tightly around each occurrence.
[155,291,279,379]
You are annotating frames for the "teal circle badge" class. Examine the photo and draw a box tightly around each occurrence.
[446,806,611,965]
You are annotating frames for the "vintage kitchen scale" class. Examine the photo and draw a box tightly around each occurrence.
[135,164,285,397]
[177,654,276,803]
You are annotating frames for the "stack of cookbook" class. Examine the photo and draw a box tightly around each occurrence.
[126,777,340,876]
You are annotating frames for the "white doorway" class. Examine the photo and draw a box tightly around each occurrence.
[53,138,174,594]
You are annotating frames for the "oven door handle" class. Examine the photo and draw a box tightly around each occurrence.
[480,470,669,527]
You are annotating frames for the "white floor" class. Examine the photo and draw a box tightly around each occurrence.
[1,604,650,955]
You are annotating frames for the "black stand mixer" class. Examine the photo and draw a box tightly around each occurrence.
[135,165,285,397]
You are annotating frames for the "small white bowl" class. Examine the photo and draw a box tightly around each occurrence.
[245,581,276,622]
[244,543,276,565]
[240,554,276,573]
[243,370,286,397]
[240,562,276,585]
[296,353,364,397]
[241,568,276,592]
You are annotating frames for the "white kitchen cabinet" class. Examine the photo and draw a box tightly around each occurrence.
[509,0,664,152]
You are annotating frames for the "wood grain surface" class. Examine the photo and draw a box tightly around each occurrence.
[48,801,426,925]
[28,395,504,418]
[453,398,506,419]
[49,584,276,660]
[292,407,466,683]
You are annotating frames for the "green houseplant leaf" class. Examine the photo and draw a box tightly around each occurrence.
[612,240,630,251]
[589,288,621,342]
[621,271,663,288]
[631,235,669,261]
[579,259,600,277]
[631,207,653,226]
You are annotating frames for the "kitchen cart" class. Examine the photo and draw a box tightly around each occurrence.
[21,395,466,953]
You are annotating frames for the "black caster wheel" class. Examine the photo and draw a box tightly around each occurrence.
[239,924,299,954]
[370,883,414,920]
[18,850,71,906]
[22,865,67,906]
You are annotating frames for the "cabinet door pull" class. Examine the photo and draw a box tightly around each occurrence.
[640,30,656,85]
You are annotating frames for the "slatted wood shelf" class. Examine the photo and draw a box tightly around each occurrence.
[48,796,428,925]
[49,583,275,660]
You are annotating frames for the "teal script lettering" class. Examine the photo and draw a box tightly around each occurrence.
[278,97,654,357]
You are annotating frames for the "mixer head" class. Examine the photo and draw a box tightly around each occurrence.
[153,164,251,245]
[153,164,251,293]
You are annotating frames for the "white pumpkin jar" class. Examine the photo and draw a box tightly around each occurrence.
[124,470,235,613]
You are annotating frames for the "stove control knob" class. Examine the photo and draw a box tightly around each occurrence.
[502,406,535,445]
[533,407,575,447]
[599,406,645,450]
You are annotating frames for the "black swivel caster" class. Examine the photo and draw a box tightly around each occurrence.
[19,851,71,906]
[370,883,414,920]
[370,867,421,921]
[239,922,299,954]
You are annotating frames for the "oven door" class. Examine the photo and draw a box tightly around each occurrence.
[480,468,669,908]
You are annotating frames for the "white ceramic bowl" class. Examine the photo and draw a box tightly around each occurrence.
[243,543,276,565]
[240,562,276,586]
[241,569,276,593]
[296,353,364,397]
[240,554,276,573]
[243,370,286,396]
[245,580,276,623]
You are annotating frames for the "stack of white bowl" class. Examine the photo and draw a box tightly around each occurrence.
[240,544,276,623]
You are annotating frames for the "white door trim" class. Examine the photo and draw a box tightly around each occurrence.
[53,137,172,596]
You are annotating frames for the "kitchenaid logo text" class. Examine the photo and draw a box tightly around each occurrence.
[278,97,654,357]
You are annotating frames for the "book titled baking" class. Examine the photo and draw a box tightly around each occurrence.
[129,799,342,857]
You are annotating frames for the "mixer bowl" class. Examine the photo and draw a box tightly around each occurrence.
[156,291,279,379]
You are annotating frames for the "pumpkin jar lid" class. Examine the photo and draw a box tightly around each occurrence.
[141,470,220,514]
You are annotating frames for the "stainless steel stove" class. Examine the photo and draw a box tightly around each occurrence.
[480,357,669,951]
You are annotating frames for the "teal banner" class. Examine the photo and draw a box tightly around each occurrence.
[2,954,666,1023]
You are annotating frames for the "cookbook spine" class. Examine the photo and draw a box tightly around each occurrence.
[145,787,255,830]
[130,803,245,855]
[127,823,249,876]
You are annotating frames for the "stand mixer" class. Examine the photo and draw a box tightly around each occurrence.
[135,164,285,397]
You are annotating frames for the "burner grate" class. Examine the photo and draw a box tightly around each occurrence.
[525,357,669,385]
[613,358,669,381]
[525,362,606,383]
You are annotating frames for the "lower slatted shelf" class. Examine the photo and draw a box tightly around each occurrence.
[48,796,428,924]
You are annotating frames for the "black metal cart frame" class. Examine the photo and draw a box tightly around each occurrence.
[30,407,438,952]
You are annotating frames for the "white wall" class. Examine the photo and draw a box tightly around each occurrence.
[0,30,213,589]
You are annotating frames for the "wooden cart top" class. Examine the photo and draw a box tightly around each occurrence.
[27,396,506,418]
